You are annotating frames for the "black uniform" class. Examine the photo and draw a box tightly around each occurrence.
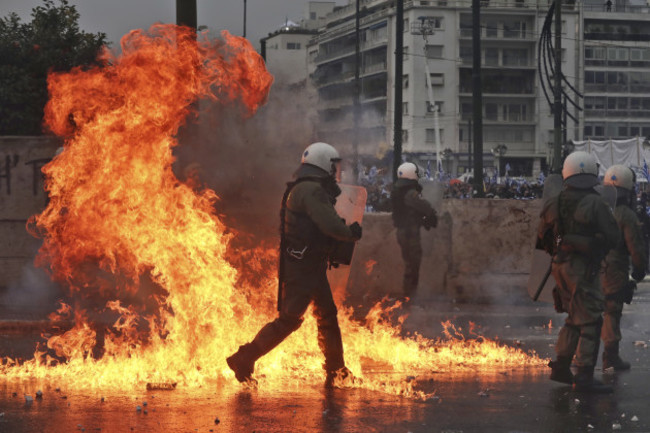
[391,178,437,299]
[227,164,361,383]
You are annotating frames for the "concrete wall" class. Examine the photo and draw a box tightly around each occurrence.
[0,137,541,305]
[347,199,540,304]
[0,136,60,288]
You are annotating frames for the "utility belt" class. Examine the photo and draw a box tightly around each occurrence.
[284,239,355,266]
[605,280,636,304]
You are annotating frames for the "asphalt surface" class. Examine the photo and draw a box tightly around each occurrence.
[1,284,650,433]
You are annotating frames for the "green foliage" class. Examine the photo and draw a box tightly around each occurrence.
[0,0,107,135]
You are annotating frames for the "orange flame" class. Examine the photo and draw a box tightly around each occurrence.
[1,24,546,398]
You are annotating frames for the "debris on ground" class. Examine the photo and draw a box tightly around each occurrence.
[631,416,639,422]
[612,422,622,430]
[633,341,647,348]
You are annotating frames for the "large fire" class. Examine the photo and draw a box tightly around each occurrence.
[1,24,546,398]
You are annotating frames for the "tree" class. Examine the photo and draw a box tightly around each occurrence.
[0,0,107,135]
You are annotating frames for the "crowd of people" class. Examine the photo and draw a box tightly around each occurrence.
[357,164,546,211]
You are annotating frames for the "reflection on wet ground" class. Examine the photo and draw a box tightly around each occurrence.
[1,365,649,433]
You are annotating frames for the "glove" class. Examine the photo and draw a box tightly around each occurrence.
[349,222,362,240]
[423,214,438,230]
[632,266,646,282]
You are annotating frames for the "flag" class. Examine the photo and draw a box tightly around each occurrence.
[425,160,431,179]
[505,163,511,177]
[538,171,545,184]
[643,159,650,183]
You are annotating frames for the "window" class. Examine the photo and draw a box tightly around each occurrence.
[485,19,498,37]
[403,102,409,115]
[310,12,316,20]
[584,125,592,136]
[403,46,409,61]
[485,103,498,120]
[403,74,409,89]
[630,126,640,136]
[425,45,443,59]
[485,48,499,66]
[426,73,444,86]
[426,128,444,142]
[286,42,301,50]
[404,18,409,32]
[426,101,443,113]
[402,129,409,143]
[420,16,444,30]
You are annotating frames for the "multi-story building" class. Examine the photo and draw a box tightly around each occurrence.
[581,0,650,141]
[261,2,336,85]
[306,0,580,177]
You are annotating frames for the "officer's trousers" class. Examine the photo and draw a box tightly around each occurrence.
[396,225,422,298]
[552,256,604,367]
[247,255,345,372]
[602,298,624,348]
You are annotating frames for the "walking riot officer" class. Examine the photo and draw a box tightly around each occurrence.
[227,142,363,387]
[600,165,647,371]
[537,151,619,393]
[391,162,437,301]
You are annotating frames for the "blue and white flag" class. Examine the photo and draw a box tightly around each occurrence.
[643,159,650,183]
[538,171,545,184]
[425,160,431,179]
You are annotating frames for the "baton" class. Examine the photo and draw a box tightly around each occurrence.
[533,262,552,301]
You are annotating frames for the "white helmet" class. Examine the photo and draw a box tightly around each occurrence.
[301,142,341,176]
[562,151,599,188]
[603,164,634,191]
[397,162,419,180]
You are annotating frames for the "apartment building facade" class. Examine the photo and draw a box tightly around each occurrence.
[581,0,650,142]
[305,0,581,177]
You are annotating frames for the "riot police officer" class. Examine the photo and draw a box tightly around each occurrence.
[600,165,647,371]
[226,142,362,387]
[538,151,619,393]
[391,162,437,301]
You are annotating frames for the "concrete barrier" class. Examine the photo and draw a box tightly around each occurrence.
[0,136,60,288]
[347,199,541,305]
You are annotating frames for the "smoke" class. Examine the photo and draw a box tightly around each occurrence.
[174,72,383,243]
[2,261,63,314]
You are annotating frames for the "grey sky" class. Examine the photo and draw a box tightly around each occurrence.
[1,0,345,51]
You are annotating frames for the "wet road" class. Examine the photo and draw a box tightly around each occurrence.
[1,287,650,432]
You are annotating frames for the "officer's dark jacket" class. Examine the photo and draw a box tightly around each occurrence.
[390,178,436,228]
[537,187,619,261]
[282,164,356,259]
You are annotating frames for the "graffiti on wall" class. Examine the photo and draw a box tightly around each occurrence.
[0,153,52,196]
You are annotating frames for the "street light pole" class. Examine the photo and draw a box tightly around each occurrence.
[243,0,247,38]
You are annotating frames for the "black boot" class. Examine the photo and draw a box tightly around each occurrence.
[602,342,631,371]
[549,356,574,385]
[226,343,259,384]
[325,366,359,389]
[573,366,613,393]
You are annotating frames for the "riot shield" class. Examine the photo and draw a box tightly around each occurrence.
[328,184,368,302]
[527,174,563,302]
[420,180,444,213]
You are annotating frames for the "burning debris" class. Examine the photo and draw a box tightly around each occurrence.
[0,23,546,398]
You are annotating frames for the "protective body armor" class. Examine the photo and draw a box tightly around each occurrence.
[391,179,425,228]
[282,178,335,261]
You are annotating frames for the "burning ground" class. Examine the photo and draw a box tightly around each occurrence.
[0,24,546,398]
